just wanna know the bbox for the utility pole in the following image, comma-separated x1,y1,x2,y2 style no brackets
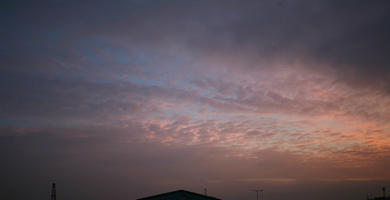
383,187,386,199
51,182,56,200
253,189,263,200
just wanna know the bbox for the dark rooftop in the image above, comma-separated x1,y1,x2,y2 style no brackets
137,190,221,200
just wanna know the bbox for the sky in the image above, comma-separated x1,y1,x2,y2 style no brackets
1,0,390,200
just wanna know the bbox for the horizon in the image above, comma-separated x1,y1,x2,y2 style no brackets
1,1,390,200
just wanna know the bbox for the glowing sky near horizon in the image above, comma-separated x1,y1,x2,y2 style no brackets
1,1,390,200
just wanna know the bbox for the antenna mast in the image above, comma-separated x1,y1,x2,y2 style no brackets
51,182,56,200
253,189,263,200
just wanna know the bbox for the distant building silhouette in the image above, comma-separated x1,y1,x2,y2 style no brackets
368,197,390,200
367,187,390,200
137,190,221,200
51,183,56,200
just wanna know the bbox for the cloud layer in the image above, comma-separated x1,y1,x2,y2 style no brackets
1,1,390,200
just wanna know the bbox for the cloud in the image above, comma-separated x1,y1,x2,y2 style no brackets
1,126,389,200
2,1,390,199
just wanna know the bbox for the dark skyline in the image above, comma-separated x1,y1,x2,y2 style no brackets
1,1,390,200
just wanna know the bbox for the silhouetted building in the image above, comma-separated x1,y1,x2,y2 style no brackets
137,190,221,200
367,187,390,200
369,198,390,200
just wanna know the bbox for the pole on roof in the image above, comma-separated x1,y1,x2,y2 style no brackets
204,188,207,196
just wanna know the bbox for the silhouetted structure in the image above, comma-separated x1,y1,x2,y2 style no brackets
51,183,56,200
368,197,390,200
367,187,390,200
253,189,263,200
137,190,221,200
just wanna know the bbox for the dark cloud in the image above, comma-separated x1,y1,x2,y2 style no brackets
3,0,390,89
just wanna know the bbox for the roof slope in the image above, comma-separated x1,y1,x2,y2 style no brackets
137,190,221,200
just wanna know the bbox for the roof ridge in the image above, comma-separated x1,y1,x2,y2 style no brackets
136,189,221,200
